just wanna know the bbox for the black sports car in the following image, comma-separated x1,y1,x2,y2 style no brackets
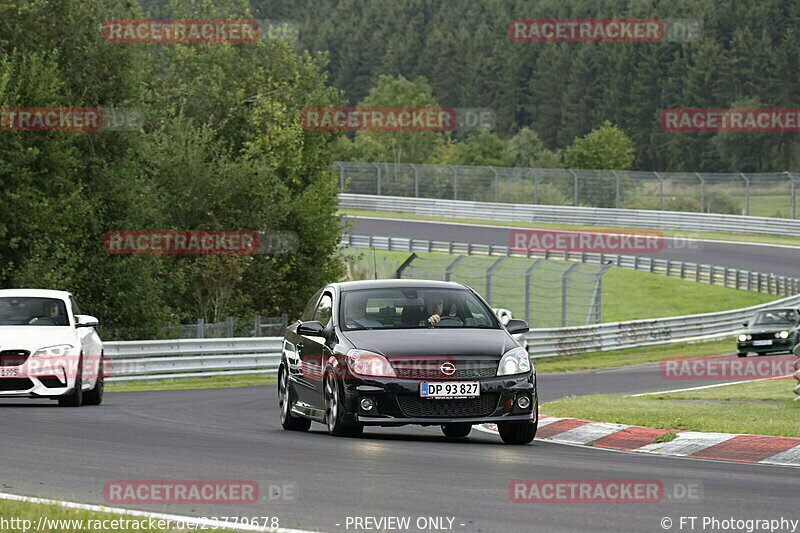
278,279,537,444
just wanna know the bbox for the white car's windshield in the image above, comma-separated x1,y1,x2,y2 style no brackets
340,288,499,330
0,297,69,326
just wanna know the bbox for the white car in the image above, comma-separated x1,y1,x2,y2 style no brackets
0,289,104,406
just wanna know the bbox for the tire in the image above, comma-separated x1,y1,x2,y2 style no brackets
83,373,103,406
737,352,747,357
498,420,537,444
58,356,83,407
441,423,472,439
278,367,311,431
324,372,363,438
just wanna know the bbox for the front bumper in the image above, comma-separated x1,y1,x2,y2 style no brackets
0,358,77,397
737,338,794,354
343,373,536,426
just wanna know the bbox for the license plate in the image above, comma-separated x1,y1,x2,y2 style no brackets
753,340,773,346
420,382,479,398
0,368,18,377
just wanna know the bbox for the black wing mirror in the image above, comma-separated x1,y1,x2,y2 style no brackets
506,319,529,334
298,320,326,337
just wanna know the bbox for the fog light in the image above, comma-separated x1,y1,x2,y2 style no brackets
516,395,531,409
360,397,375,411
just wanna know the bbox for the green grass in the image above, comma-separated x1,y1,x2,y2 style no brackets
106,373,276,392
340,208,800,248
0,499,225,532
534,339,734,373
654,376,795,402
543,389,800,437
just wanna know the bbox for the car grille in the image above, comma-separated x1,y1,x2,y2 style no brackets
750,332,779,341
38,376,65,388
0,378,33,391
392,359,497,380
397,393,499,418
0,350,30,367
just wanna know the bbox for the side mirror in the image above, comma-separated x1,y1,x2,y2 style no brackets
297,320,326,337
743,322,749,327
75,315,99,328
506,319,529,335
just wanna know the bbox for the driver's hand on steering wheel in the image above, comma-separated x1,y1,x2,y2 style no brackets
427,314,441,325
28,317,40,324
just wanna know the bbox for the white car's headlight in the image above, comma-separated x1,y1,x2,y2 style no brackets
498,347,531,376
33,345,74,358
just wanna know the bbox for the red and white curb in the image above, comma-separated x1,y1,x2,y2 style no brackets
479,417,800,467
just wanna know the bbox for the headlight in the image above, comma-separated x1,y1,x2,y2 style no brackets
346,349,397,377
498,347,531,376
33,344,74,358
737,334,748,342
777,331,790,339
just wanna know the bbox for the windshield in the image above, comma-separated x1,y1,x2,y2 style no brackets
750,310,798,326
340,288,499,331
0,297,70,326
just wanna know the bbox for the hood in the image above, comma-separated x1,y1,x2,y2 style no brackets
744,325,796,334
0,326,76,352
340,328,515,358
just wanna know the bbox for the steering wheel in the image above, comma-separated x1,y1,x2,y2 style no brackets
30,317,58,325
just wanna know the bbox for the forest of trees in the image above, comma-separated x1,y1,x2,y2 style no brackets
236,0,800,173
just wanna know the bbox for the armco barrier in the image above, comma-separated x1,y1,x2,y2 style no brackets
338,193,800,237
103,337,282,382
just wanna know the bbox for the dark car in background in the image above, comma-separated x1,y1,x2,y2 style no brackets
278,279,537,444
737,308,800,357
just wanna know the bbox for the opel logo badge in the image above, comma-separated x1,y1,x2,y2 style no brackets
440,362,456,376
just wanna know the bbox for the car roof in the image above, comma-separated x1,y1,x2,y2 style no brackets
0,289,72,300
333,279,468,292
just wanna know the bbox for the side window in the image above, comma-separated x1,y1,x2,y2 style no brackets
300,289,323,322
314,293,333,328
69,296,82,316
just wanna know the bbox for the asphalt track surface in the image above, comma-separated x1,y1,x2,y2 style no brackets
2,357,796,533
343,216,800,277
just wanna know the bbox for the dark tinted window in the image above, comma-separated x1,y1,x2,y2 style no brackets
300,288,324,322
314,293,333,327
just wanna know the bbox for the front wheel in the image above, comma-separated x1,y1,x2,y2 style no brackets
278,367,311,431
498,418,537,445
324,372,363,438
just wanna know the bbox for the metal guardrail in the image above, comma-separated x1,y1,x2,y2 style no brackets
523,293,800,359
103,337,282,382
340,234,800,295
338,193,800,237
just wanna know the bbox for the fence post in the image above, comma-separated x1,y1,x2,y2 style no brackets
611,170,620,208
695,172,705,212
449,165,458,200
569,169,579,206
373,162,382,196
525,258,545,325
561,262,580,327
444,255,464,282
531,168,539,204
491,166,499,202
395,253,418,279
410,163,419,197
197,318,204,339
653,171,664,210
739,173,750,216
485,257,506,305
590,263,613,324
336,161,345,191
254,314,261,336
226,316,234,338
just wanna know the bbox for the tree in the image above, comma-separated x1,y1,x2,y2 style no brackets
564,121,635,170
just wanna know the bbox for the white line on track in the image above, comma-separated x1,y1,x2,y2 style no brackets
629,374,792,396
0,491,320,533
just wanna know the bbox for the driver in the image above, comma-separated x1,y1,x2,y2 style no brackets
29,301,61,325
424,294,445,325
344,293,382,328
